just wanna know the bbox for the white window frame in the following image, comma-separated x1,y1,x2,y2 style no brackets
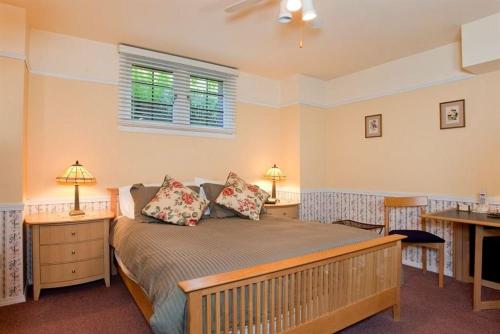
118,44,238,139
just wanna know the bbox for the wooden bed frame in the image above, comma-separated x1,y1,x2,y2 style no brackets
108,188,404,334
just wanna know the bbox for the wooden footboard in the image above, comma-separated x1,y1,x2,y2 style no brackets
179,235,404,334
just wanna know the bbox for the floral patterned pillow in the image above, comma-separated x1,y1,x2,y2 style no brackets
215,172,270,221
142,176,209,226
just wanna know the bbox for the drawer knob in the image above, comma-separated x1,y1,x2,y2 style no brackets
71,232,76,236
71,250,76,255
71,269,76,274
283,212,287,216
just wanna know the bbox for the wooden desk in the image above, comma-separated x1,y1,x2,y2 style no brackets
422,209,500,311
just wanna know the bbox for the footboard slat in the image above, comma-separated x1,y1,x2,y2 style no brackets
270,279,275,334
263,280,269,334
248,283,254,333
240,286,245,334
180,235,404,334
232,287,238,333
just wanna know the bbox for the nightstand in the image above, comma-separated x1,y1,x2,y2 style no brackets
264,202,299,219
24,210,114,301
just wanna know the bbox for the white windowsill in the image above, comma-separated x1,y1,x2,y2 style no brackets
118,125,235,139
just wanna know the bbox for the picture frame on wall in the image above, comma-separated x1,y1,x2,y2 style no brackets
365,114,382,138
440,99,465,129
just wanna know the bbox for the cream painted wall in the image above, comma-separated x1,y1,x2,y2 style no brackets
13,15,500,203
325,43,473,108
26,74,291,200
28,29,118,84
268,104,327,191
299,105,327,189
0,57,25,203
325,70,500,198
0,3,26,204
28,29,284,107
277,104,301,192
0,3,26,57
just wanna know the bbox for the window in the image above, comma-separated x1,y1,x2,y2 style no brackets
131,66,174,122
118,45,238,138
189,76,224,127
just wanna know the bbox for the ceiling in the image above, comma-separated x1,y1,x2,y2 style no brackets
4,0,500,80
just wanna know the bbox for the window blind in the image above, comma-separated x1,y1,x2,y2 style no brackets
118,45,238,137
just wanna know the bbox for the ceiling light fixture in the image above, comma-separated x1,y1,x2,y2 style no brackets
278,0,292,23
302,0,317,21
286,0,302,12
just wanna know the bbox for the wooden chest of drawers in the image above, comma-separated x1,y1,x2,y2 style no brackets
25,211,114,301
264,202,299,219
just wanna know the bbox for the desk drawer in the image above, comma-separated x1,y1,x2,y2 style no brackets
41,258,103,284
40,221,103,245
40,240,103,265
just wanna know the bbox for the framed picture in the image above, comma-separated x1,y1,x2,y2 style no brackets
440,99,465,129
365,114,382,138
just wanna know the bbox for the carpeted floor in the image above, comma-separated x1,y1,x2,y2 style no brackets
1,266,499,334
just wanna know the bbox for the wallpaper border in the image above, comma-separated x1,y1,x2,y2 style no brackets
297,189,500,278
0,206,25,306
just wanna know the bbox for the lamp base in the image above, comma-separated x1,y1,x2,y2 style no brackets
69,209,85,216
266,198,278,204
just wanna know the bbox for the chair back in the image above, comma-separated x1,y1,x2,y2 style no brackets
383,196,428,235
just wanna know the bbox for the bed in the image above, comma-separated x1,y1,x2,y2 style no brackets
108,188,404,334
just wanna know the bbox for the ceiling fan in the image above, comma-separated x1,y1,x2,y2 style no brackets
225,0,319,24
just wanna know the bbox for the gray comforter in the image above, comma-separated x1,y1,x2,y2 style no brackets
110,216,377,334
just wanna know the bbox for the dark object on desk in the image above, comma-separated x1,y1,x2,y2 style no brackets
333,219,384,234
487,212,500,219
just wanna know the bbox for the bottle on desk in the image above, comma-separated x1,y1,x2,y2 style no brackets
476,190,489,213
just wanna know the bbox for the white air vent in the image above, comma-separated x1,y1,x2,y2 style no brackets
462,12,500,74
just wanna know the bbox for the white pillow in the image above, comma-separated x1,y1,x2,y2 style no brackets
194,177,225,216
118,185,135,219
118,180,196,219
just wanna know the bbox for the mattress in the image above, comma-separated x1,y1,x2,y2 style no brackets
110,215,378,334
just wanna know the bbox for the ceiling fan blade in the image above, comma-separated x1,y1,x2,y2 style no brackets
224,0,264,13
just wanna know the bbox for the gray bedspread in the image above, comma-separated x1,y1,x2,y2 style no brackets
110,215,378,334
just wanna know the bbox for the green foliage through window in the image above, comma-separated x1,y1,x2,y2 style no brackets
189,76,224,127
131,65,174,122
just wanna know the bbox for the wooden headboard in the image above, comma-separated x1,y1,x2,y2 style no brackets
107,188,121,217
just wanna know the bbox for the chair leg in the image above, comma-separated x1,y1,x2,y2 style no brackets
392,301,401,321
438,243,445,288
421,247,427,273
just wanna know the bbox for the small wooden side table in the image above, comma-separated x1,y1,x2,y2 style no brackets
264,202,299,219
24,210,114,300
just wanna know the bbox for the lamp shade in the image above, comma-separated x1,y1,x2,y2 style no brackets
302,0,317,21
265,164,286,181
286,0,302,12
56,161,96,184
279,0,292,23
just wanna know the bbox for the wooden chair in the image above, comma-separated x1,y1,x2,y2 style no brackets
384,196,445,288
